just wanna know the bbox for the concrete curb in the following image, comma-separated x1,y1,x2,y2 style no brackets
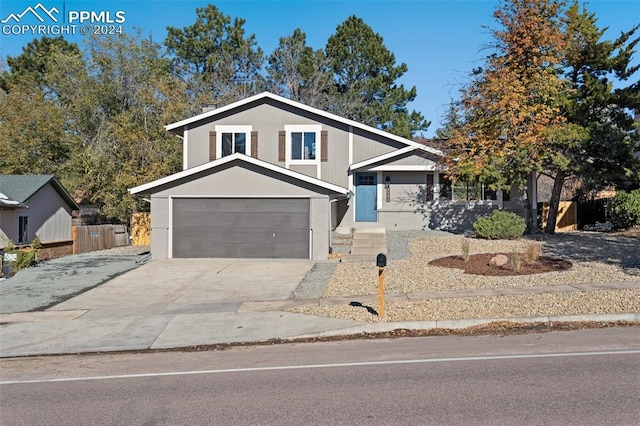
291,312,640,339
1,312,638,358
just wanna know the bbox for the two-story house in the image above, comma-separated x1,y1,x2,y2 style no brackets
130,92,532,260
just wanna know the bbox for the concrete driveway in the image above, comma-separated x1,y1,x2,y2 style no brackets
50,258,316,315
0,258,358,357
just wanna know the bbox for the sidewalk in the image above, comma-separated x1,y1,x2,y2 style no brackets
1,262,638,357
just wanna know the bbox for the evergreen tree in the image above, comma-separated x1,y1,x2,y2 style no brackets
266,29,333,108
165,4,264,109
0,37,81,180
325,15,429,137
0,36,81,92
435,100,463,140
544,2,640,233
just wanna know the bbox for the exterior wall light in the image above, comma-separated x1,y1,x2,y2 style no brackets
385,176,391,202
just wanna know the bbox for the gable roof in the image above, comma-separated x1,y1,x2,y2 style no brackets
129,153,350,196
0,175,79,210
165,91,443,156
349,146,442,171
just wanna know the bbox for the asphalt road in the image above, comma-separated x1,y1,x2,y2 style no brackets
2,327,639,425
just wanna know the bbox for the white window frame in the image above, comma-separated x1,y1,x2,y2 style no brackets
285,124,321,167
215,125,252,159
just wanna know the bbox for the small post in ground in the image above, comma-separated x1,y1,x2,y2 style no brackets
376,253,387,318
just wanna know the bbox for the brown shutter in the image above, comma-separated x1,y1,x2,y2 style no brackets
321,130,328,162
209,131,216,161
251,131,258,158
278,130,286,162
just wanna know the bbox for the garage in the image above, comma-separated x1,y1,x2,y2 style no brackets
172,198,310,258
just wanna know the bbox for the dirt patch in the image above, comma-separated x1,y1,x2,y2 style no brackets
429,253,572,276
614,226,640,239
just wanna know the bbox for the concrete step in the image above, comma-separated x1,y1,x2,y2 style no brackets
352,232,387,240
340,254,380,263
332,235,353,243
352,227,386,234
353,234,387,244
351,238,387,247
350,246,388,256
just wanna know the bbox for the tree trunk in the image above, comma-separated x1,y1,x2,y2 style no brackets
522,188,535,234
544,172,566,234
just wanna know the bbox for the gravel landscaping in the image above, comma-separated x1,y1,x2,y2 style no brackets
291,231,640,322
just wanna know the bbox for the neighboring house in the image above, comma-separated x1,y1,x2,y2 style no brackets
0,175,79,256
130,92,535,260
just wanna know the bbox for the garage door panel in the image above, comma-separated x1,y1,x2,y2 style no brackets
173,212,308,231
200,198,309,213
172,198,310,258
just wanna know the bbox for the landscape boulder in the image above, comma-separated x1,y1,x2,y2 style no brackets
489,254,509,267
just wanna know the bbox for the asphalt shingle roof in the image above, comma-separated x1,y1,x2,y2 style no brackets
0,175,79,209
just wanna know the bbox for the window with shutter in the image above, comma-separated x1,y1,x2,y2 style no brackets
284,124,322,164
214,125,252,159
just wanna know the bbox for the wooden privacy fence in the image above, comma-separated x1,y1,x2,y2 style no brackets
131,212,151,246
72,224,129,254
540,201,578,232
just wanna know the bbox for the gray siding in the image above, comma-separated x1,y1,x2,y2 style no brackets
152,163,336,198
180,98,412,189
352,128,407,163
151,228,169,260
310,197,330,257
0,184,73,244
382,171,429,211
147,163,333,260
383,152,437,168
29,184,74,242
0,210,14,245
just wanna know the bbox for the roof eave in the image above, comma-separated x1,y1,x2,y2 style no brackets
350,145,443,172
163,92,444,153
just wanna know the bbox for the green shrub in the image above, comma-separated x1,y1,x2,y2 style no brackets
473,210,526,240
15,249,38,269
2,236,41,270
610,189,640,229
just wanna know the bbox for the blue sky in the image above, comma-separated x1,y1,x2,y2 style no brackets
1,0,638,136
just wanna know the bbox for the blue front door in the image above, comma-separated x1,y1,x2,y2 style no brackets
355,173,377,221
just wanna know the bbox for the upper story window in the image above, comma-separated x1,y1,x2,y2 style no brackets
222,132,246,156
285,124,321,164
215,125,252,159
292,132,316,160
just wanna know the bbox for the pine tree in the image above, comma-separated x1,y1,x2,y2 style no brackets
265,29,333,108
544,2,640,233
165,4,264,109
325,15,429,137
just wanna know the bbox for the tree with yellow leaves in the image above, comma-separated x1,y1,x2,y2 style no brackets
445,0,570,232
